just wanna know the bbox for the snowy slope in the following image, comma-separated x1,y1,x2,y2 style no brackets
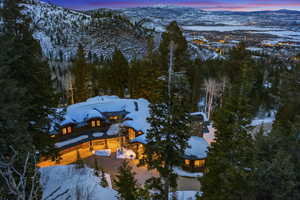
40,165,117,200
22,0,150,61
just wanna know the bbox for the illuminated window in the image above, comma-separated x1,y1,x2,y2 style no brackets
51,135,56,138
110,116,118,120
185,159,190,166
67,126,72,133
137,131,143,136
128,128,135,140
62,128,67,135
96,120,101,127
91,120,96,127
194,160,204,167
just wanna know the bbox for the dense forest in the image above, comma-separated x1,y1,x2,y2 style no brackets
0,0,299,200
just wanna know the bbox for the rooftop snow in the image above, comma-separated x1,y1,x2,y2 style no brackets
58,96,150,134
185,136,209,159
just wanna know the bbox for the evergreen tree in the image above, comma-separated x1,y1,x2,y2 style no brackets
72,43,92,103
0,0,59,198
253,125,300,200
129,59,164,103
200,52,256,200
140,97,192,200
109,48,129,97
251,63,300,200
159,21,189,72
114,161,139,200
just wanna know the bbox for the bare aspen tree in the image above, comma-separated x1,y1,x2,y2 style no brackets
0,148,41,200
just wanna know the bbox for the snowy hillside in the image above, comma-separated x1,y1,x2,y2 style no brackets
22,0,151,61
40,165,117,200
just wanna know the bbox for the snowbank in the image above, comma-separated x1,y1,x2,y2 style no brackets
170,191,202,200
40,165,117,200
251,117,275,126
173,167,203,178
116,148,136,159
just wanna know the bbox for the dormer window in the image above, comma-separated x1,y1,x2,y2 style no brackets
136,131,143,136
91,119,101,128
62,126,72,135
110,116,119,120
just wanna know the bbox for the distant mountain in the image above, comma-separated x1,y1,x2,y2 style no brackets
119,6,300,30
214,9,300,15
22,0,152,62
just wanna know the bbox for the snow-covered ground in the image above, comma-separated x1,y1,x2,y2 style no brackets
116,148,136,159
182,25,275,32
204,125,216,145
40,165,116,200
94,149,111,157
170,191,202,200
55,135,89,148
174,167,203,178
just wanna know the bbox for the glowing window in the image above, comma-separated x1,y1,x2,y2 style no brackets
194,160,204,167
96,120,101,127
137,131,143,136
185,160,190,166
91,120,96,127
110,116,118,120
128,128,135,140
67,126,72,133
62,128,67,135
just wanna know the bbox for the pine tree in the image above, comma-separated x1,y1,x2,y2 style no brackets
200,52,256,200
114,161,139,200
128,59,164,103
0,0,59,198
1,0,59,156
72,43,92,103
253,125,300,200
140,97,192,200
251,63,300,200
109,48,129,97
159,21,189,72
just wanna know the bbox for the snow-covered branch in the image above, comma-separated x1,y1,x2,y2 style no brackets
0,148,41,200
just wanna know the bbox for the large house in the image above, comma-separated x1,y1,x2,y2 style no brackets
45,96,209,172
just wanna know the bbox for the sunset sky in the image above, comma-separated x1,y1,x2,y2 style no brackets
44,0,300,11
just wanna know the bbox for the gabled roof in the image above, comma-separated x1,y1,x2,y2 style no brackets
55,96,151,133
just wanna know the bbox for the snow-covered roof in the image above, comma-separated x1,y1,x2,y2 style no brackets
57,96,151,133
190,112,208,122
184,136,209,159
131,134,147,144
61,115,76,126
132,135,209,159
85,109,104,120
